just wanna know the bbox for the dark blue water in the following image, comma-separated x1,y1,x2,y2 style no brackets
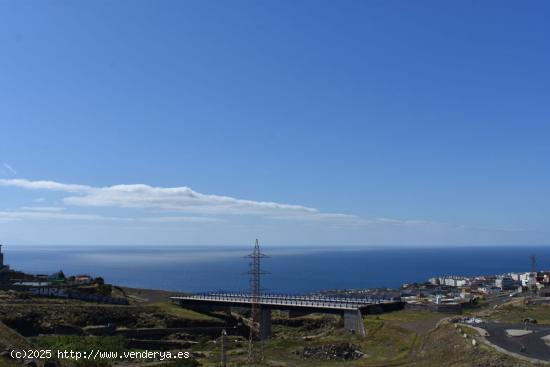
4,246,550,293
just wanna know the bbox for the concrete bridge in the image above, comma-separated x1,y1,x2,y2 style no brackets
171,293,404,338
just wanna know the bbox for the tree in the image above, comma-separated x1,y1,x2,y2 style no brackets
94,277,105,286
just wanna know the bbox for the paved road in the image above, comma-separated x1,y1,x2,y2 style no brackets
485,294,517,308
481,321,550,361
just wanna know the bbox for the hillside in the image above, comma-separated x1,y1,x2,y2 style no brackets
0,290,542,367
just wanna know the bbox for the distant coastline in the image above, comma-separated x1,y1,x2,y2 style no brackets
4,245,549,294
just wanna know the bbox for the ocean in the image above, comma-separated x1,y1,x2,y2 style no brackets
4,245,549,294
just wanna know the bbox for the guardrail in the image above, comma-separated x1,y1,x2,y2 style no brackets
211,292,394,303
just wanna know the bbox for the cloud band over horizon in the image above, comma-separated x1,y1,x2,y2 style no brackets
0,178,543,247
0,178,347,218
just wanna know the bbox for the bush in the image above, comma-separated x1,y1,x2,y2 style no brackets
94,277,105,286
96,284,112,296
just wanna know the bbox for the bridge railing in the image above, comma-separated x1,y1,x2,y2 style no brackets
210,291,389,304
173,291,397,310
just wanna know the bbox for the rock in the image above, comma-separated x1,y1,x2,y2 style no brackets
23,359,37,367
0,350,18,361
0,350,12,359
301,343,364,361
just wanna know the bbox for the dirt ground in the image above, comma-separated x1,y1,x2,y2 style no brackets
400,315,447,335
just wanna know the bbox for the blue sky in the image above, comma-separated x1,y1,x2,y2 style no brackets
0,1,549,246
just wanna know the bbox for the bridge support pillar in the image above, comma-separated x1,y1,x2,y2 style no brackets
343,310,366,337
224,306,232,317
260,308,272,340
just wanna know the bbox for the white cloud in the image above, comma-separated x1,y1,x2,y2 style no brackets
0,210,221,224
0,178,440,228
0,179,89,193
0,178,534,247
140,216,224,223
0,178,335,218
63,184,320,215
2,163,17,176
0,210,126,222
272,212,359,222
19,206,66,212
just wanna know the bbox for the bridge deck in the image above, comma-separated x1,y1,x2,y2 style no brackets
171,293,397,311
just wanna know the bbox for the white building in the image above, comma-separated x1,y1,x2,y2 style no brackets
437,276,470,287
518,273,534,287
0,245,9,272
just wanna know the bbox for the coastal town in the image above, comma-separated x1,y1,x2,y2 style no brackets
319,258,550,314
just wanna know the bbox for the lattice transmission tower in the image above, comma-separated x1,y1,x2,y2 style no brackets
220,329,227,367
245,239,268,364
529,255,538,293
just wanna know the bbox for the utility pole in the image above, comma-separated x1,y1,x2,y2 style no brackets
245,239,268,364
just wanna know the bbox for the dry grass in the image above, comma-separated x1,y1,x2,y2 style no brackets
488,301,550,324
194,310,538,367
0,321,30,349
150,301,223,322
